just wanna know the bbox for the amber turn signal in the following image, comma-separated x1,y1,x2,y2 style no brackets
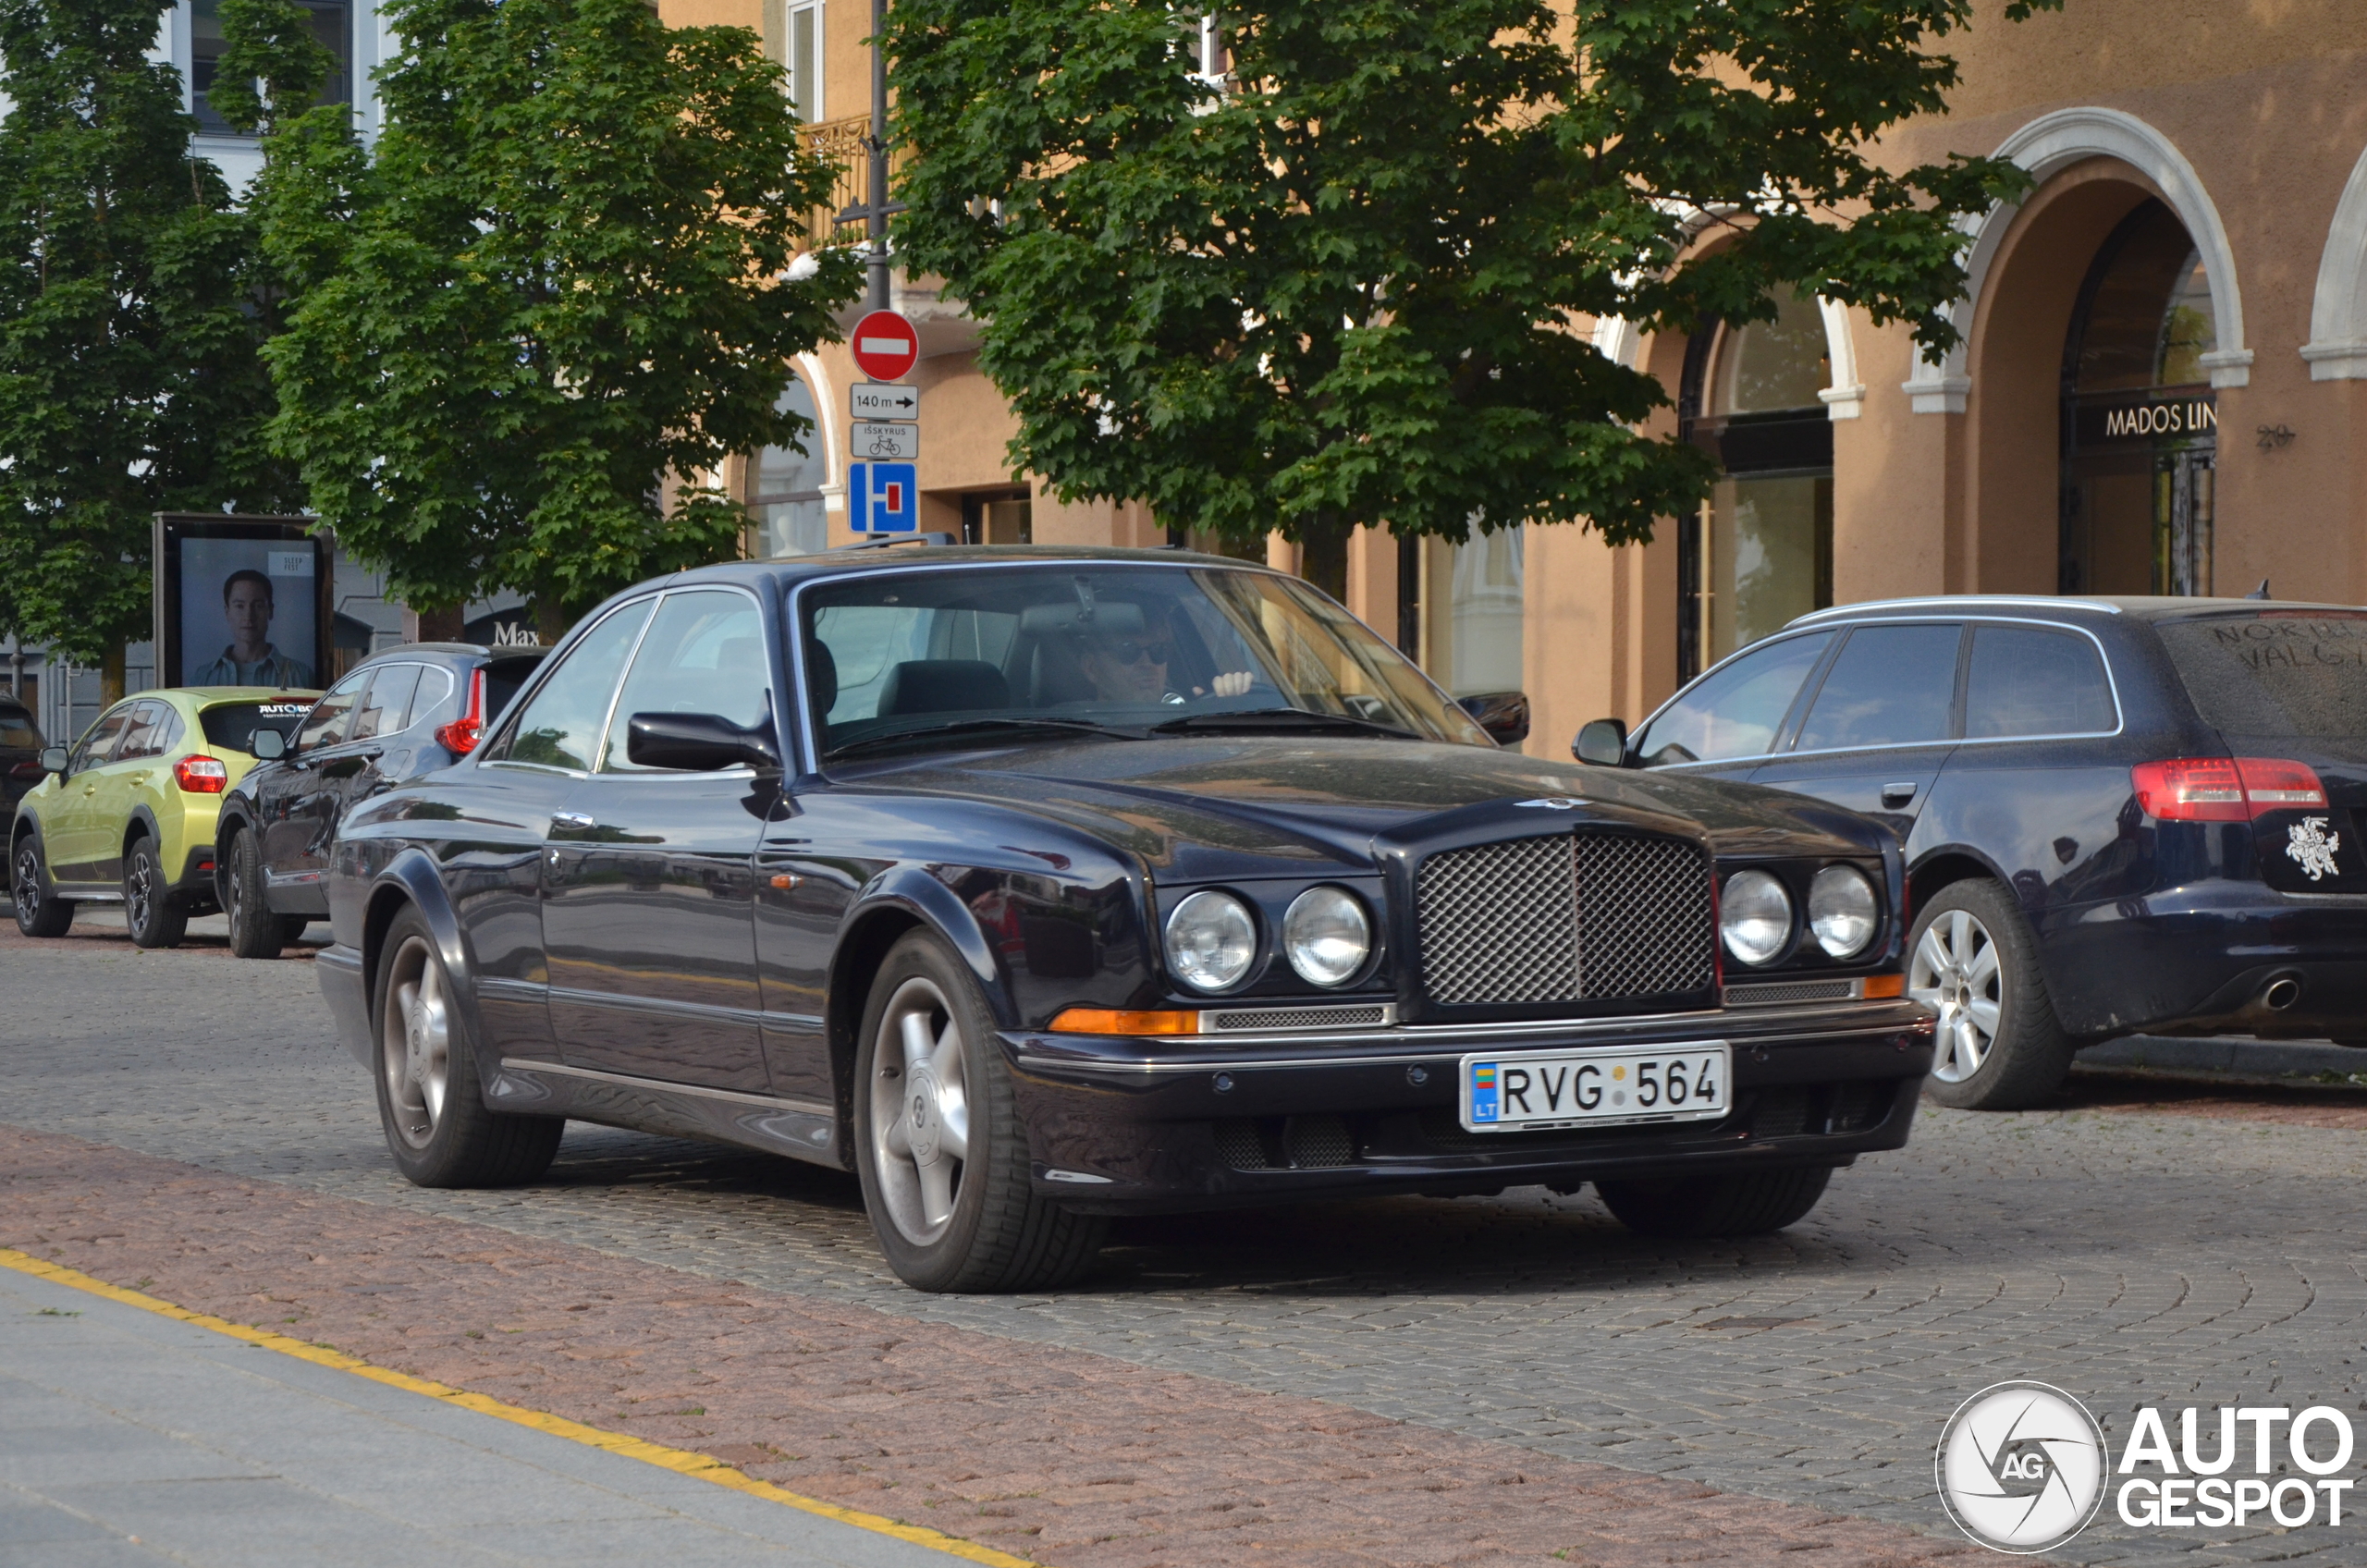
1048,1008,1203,1035
1862,973,1905,998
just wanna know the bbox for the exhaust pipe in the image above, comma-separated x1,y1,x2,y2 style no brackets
2261,975,2302,1011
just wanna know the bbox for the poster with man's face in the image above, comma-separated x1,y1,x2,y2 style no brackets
178,537,321,690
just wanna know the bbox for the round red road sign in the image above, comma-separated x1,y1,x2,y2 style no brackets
850,310,919,382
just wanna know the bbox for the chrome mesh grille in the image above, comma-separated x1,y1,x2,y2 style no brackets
1415,834,1577,1004
1203,1004,1390,1033
1416,832,1712,1007
1725,977,1856,1007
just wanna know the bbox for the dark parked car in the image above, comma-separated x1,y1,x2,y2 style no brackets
215,643,548,959
318,545,1932,1292
1,695,42,811
1576,594,2367,1110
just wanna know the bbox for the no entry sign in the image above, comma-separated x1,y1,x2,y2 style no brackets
850,311,919,382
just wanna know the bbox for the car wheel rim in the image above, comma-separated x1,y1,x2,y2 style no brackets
126,851,152,932
868,976,972,1247
1909,908,2002,1084
12,844,38,915
226,853,244,936
381,935,451,1149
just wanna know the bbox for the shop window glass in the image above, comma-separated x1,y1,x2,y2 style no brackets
1415,530,1524,701
1678,287,1834,680
2060,200,2217,597
753,377,829,557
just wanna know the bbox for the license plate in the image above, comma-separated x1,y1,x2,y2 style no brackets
1459,1044,1732,1133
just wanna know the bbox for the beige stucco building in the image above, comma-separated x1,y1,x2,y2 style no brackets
660,0,2367,762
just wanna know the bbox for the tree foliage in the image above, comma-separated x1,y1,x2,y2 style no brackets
239,0,864,624
0,0,295,667
888,0,2062,557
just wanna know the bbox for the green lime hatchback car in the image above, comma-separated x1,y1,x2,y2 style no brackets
10,687,317,947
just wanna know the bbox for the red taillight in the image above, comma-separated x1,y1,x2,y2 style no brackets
2131,757,2327,822
435,668,486,755
174,754,229,793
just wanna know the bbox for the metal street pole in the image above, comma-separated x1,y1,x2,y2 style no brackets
866,0,889,311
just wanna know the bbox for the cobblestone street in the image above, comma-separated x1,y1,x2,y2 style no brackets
6,920,2366,1565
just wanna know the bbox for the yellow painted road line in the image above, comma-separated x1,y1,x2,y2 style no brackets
0,1246,1041,1568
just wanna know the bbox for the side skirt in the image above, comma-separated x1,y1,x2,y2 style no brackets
489,1059,846,1171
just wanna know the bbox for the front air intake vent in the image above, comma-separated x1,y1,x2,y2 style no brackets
1415,832,1713,1008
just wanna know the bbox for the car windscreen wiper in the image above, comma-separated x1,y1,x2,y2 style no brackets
1149,707,1419,741
826,717,1147,759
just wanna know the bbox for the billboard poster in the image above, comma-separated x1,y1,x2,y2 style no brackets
153,516,334,692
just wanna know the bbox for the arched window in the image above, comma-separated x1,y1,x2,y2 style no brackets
1677,287,1834,680
751,377,828,557
2060,199,2218,595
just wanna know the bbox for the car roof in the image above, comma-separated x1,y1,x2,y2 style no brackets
660,541,1278,591
160,686,325,704
356,642,551,665
1786,594,2367,630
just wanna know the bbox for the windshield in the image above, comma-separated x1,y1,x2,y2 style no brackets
802,564,1487,757
201,699,315,753
2155,612,2367,740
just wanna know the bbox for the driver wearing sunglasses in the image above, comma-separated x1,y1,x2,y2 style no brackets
1076,615,1253,705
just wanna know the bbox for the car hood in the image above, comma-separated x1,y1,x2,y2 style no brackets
842,737,1884,880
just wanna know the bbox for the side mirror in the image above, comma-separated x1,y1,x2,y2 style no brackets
1573,717,1628,766
625,712,781,773
39,745,67,777
251,728,287,760
1456,691,1530,748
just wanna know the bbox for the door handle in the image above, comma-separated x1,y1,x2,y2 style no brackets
551,811,595,829
1880,782,1919,808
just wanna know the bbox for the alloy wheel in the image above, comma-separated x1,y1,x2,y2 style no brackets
12,842,39,913
380,935,452,1149
225,852,246,937
1910,908,2002,1084
867,975,973,1245
125,847,154,934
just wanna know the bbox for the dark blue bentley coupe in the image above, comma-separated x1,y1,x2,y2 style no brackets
318,544,1932,1292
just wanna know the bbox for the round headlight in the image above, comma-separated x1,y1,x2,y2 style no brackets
1809,864,1880,959
1282,886,1371,987
1720,869,1793,966
1164,890,1257,992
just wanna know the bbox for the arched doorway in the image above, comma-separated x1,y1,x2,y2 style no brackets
750,377,829,557
2059,199,2219,594
1676,286,1834,680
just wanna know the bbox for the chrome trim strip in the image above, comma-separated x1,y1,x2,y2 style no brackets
1014,1021,1918,1077
1790,595,2122,622
1025,998,1923,1052
498,1057,833,1118
543,983,821,1033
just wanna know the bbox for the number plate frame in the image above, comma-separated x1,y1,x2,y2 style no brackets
1458,1043,1732,1133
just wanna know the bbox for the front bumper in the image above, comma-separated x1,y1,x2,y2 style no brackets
1004,998,1934,1212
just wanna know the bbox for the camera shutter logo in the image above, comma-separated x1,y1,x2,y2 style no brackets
1936,1381,2109,1553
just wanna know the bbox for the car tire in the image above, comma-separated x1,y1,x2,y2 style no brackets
223,828,285,960
373,905,563,1187
124,834,188,949
10,833,73,937
1908,879,2074,1110
852,929,1108,1292
1596,1166,1834,1238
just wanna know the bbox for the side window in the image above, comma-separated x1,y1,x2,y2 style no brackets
1963,625,2117,739
298,668,372,751
1635,631,1833,766
69,706,137,773
1794,623,1964,753
810,604,929,723
116,701,181,762
599,591,771,772
351,665,423,741
409,667,457,729
489,601,655,771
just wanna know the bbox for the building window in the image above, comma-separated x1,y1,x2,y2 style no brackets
751,377,828,557
767,0,823,121
2059,199,2217,596
190,0,351,137
1677,286,1834,681
1407,530,1524,702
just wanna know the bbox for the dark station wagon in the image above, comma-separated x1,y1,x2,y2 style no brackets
1576,594,2367,1109
318,545,1934,1292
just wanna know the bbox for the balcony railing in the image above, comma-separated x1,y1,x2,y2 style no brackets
796,113,913,250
